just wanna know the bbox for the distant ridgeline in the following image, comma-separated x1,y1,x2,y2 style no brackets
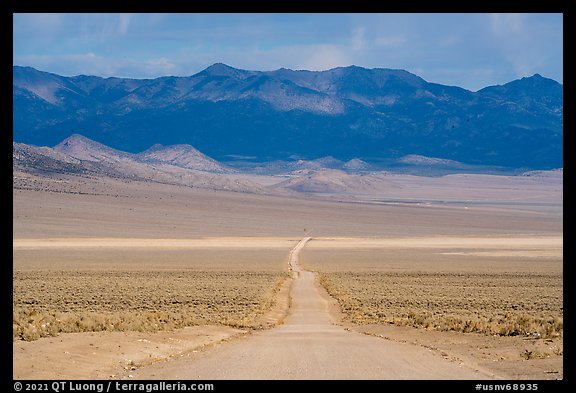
13,64,563,169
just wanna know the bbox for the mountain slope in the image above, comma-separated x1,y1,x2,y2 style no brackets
13,142,86,174
54,134,135,163
17,136,265,193
13,65,563,169
137,144,234,173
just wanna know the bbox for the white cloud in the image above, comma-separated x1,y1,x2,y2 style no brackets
117,13,133,35
15,53,135,77
143,57,177,74
232,44,352,72
489,13,525,35
13,13,65,41
487,13,552,79
350,27,366,51
296,45,352,71
374,35,406,48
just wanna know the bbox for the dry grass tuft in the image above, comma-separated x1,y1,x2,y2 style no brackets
521,350,549,360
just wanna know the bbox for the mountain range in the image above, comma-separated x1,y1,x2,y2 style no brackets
13,64,563,169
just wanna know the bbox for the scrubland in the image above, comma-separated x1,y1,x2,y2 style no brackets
13,241,293,341
302,237,563,338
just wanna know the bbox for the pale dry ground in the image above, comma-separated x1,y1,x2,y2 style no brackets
13,326,246,380
13,174,562,380
301,237,563,379
132,238,491,380
13,237,294,252
301,236,563,253
13,239,296,378
13,174,562,239
275,170,562,215
360,173,562,208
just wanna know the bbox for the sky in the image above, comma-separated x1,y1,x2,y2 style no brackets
13,13,563,91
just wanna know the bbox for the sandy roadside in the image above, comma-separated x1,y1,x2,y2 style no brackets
13,326,246,380
12,237,297,250
306,236,563,249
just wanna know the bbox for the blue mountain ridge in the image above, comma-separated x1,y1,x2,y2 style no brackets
13,64,563,169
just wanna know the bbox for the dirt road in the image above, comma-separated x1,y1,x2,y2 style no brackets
130,237,496,380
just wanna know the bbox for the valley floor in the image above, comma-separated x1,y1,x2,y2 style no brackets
12,173,563,380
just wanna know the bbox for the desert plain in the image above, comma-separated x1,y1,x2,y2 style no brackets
13,170,563,379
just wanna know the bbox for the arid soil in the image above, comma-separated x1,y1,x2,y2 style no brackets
13,173,562,379
301,237,563,380
13,173,562,239
129,239,492,380
13,326,246,380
